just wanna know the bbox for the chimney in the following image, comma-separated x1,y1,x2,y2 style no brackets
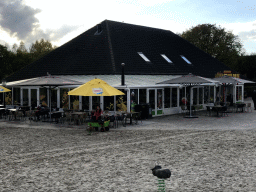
121,63,125,86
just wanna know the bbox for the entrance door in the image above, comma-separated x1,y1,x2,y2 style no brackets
149,88,164,116
157,89,163,115
31,89,38,109
149,89,155,115
22,89,29,106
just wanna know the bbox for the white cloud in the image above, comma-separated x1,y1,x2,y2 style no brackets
135,0,174,6
1,0,255,55
221,20,256,35
0,28,19,47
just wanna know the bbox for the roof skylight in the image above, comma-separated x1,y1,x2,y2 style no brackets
161,54,173,63
138,52,150,62
181,55,192,64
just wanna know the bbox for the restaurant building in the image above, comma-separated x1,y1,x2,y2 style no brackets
4,20,235,116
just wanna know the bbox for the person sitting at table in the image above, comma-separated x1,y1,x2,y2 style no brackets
35,104,43,121
92,105,104,124
92,106,104,126
35,104,49,121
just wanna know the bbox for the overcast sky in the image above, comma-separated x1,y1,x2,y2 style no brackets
0,0,255,54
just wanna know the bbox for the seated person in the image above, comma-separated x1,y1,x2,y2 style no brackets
35,104,43,120
35,104,49,120
92,106,103,124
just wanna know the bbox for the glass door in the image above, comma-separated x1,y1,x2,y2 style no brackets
149,89,155,115
149,88,164,116
23,89,29,106
157,89,163,115
31,89,38,110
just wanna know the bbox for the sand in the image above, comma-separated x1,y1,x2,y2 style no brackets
1,121,256,191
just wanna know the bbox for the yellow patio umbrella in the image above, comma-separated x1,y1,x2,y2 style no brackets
68,78,125,96
0,86,11,92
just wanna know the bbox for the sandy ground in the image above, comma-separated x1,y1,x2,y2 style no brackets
1,104,256,191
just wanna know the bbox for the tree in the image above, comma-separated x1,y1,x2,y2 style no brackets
0,39,57,80
12,42,31,73
29,38,57,61
235,55,256,80
17,41,28,53
0,44,15,80
12,43,18,54
180,24,243,69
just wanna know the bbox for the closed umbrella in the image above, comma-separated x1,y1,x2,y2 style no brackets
68,78,125,96
158,73,220,118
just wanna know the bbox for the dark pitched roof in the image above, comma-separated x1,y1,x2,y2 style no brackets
7,20,234,82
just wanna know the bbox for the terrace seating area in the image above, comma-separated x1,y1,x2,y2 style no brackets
179,99,253,118
0,105,143,133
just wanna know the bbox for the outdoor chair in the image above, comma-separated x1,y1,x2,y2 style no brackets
206,106,212,116
245,103,252,112
73,114,82,125
181,105,188,114
63,112,72,124
81,112,88,124
109,115,117,128
0,110,7,119
26,110,37,122
8,110,15,121
133,111,142,125
234,103,246,113
116,113,126,127
219,106,228,117
226,104,235,113
16,111,25,121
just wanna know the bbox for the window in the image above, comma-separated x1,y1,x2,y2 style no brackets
161,54,173,63
181,55,192,64
138,52,150,62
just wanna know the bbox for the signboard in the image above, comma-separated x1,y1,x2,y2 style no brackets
215,71,240,78
92,88,103,95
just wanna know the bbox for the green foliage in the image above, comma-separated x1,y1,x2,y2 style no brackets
0,39,57,80
29,38,56,61
0,44,15,80
180,24,243,70
235,55,256,80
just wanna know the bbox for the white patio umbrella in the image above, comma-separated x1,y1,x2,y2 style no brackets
13,73,83,121
158,73,220,118
213,75,255,103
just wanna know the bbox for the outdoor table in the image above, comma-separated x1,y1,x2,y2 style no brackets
19,106,31,111
71,112,87,125
212,106,224,117
206,106,213,116
123,112,140,126
8,108,26,116
8,108,17,112
7,109,17,120
49,111,63,123
0,108,6,118
235,103,246,112
71,112,87,115
16,107,28,116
